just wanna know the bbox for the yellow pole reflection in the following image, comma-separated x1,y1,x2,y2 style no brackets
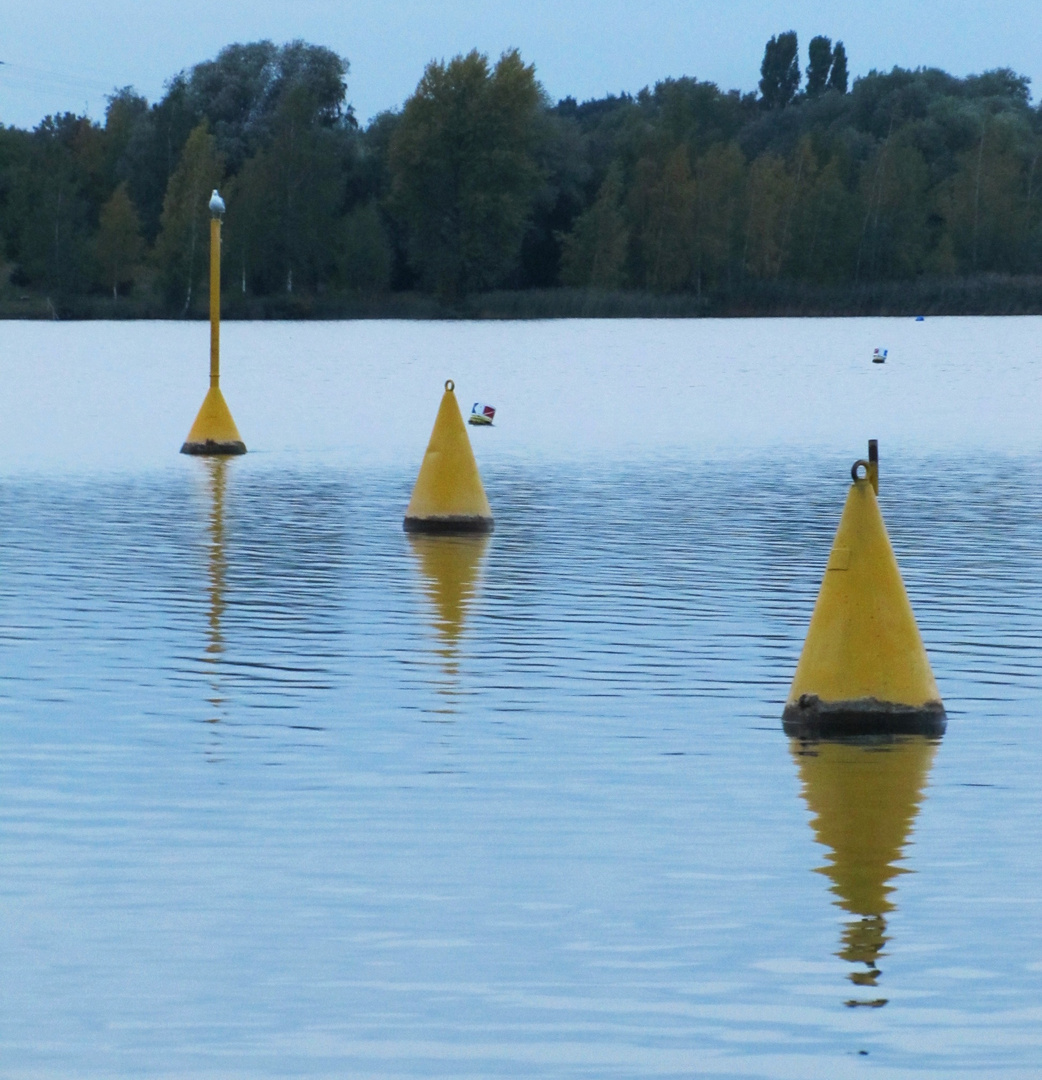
407,534,489,696
203,457,228,722
790,735,938,1007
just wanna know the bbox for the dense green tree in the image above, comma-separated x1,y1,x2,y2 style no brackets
941,116,1034,272
760,32,800,110
780,138,858,281
153,122,224,310
630,148,696,291
389,49,546,297
98,41,352,248
103,89,149,190
6,114,103,296
106,82,200,245
95,182,143,296
806,37,833,97
856,135,932,279
828,43,849,94
174,40,352,172
744,153,791,277
559,163,628,288
517,109,589,287
337,201,393,291
554,92,641,196
6,38,1042,309
642,78,751,155
691,142,746,290
224,84,348,295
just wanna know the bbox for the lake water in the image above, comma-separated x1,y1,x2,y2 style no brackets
1,317,1041,1078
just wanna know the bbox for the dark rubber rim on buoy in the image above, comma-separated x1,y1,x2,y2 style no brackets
181,440,247,456
403,515,494,534
782,695,947,739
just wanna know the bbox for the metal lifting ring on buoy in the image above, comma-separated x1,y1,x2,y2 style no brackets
851,459,871,482
445,379,455,392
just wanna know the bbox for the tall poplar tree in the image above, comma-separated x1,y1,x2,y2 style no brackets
806,37,833,97
759,32,801,109
827,43,849,93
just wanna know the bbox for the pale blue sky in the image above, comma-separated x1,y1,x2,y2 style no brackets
3,0,1040,129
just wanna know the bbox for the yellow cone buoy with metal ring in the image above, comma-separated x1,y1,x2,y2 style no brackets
404,380,493,533
181,190,246,456
783,440,945,738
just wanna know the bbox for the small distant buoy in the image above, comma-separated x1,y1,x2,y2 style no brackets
915,315,925,322
469,403,495,426
872,348,887,364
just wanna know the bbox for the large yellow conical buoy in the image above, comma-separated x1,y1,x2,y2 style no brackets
791,735,938,1007
783,441,944,738
404,380,493,533
181,191,246,456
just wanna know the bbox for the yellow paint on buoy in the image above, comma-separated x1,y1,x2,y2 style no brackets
791,735,937,1006
404,380,493,533
181,193,246,456
783,441,944,737
183,384,244,454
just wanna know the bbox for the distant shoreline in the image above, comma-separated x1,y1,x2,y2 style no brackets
4,276,1042,321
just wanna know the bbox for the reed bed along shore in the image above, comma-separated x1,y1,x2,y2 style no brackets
3,275,1042,321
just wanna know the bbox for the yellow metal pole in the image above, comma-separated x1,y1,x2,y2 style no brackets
210,216,220,388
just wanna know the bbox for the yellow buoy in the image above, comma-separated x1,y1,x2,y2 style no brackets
783,441,944,738
404,380,493,533
791,735,938,1007
181,191,246,456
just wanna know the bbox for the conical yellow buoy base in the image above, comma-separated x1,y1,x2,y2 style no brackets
404,380,493,533
783,471,944,738
181,386,246,456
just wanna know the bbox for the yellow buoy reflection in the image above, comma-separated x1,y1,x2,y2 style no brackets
408,533,489,688
203,457,228,721
790,735,938,1007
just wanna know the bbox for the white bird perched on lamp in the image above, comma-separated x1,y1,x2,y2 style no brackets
209,189,225,216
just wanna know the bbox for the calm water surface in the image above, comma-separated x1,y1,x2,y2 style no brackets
1,318,1041,1077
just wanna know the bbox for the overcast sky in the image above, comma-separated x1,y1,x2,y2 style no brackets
3,0,1041,130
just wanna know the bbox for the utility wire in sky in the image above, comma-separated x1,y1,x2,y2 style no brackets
0,59,120,123
0,59,116,96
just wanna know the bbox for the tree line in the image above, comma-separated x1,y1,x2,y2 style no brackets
2,34,1041,315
